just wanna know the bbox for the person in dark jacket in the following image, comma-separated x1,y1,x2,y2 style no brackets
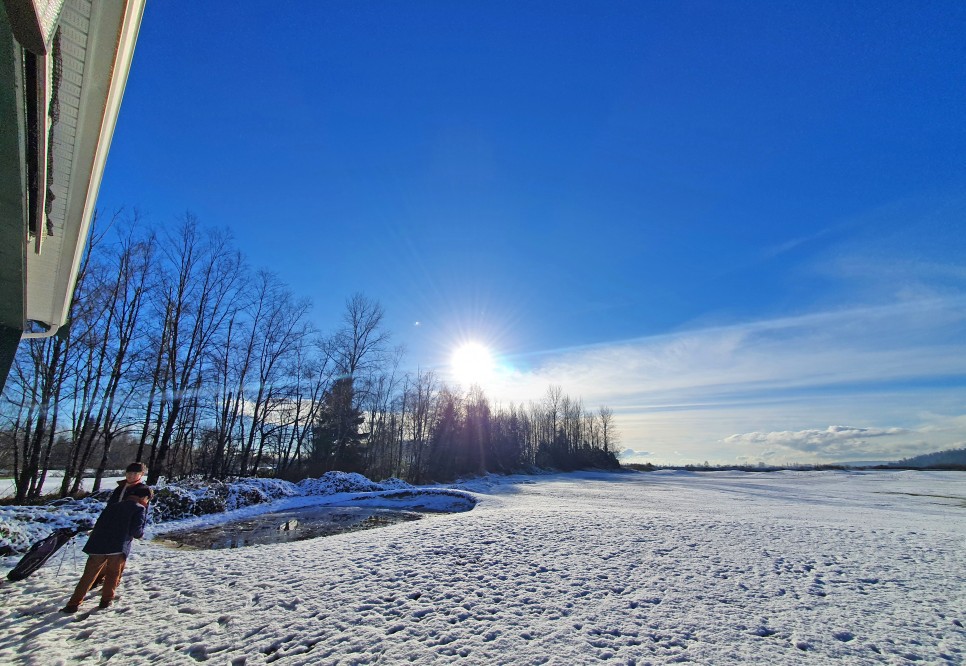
88,461,151,591
61,485,152,612
107,461,150,505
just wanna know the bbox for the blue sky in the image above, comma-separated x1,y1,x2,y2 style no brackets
97,1,966,464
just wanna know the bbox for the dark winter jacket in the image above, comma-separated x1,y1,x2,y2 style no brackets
83,499,147,557
108,480,150,505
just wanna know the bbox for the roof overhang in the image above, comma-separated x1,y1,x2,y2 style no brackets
0,0,145,339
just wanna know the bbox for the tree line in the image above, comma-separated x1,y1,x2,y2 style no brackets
0,212,620,502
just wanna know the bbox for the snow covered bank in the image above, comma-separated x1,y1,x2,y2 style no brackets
0,470,963,664
0,472,475,558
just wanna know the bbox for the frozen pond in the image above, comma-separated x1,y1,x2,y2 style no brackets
155,505,427,550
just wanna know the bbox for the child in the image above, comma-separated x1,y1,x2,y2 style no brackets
86,461,150,591
61,485,152,612
108,461,150,504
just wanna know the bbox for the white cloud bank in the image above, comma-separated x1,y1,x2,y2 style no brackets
724,425,910,460
490,297,966,464
618,448,652,460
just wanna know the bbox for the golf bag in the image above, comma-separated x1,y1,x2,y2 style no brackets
6,527,82,582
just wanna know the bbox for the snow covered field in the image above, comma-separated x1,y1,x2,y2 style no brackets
0,474,124,499
1,470,964,665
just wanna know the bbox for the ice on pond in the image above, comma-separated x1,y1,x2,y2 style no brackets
155,505,426,550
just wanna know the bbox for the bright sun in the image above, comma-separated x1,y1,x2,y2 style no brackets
450,342,496,387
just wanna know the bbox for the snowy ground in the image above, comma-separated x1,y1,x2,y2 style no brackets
1,469,964,665
0,474,125,499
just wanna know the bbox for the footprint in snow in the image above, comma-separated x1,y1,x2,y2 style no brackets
187,643,209,661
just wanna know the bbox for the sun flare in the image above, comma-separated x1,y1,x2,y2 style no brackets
450,342,496,387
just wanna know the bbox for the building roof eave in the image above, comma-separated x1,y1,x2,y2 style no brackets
21,0,146,336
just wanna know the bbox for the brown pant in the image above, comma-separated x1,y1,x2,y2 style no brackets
67,554,126,607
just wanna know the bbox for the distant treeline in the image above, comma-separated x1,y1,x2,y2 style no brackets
0,212,619,502
893,447,966,469
625,448,966,473
624,463,858,473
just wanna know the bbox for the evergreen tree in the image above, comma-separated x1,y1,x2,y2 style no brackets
311,377,366,473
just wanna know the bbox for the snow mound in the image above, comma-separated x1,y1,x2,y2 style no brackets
0,497,101,555
378,477,415,490
222,478,301,510
297,471,384,495
150,478,301,523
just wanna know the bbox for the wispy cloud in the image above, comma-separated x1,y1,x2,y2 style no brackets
492,296,966,463
499,296,966,405
803,192,966,303
763,227,836,259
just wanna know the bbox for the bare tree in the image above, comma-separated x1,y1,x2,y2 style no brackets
207,311,248,478
310,294,390,475
147,217,245,485
89,222,155,491
238,271,312,476
598,406,618,454
275,338,331,475
330,293,390,380
360,346,404,478
544,385,563,447
12,336,65,499
404,369,438,482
